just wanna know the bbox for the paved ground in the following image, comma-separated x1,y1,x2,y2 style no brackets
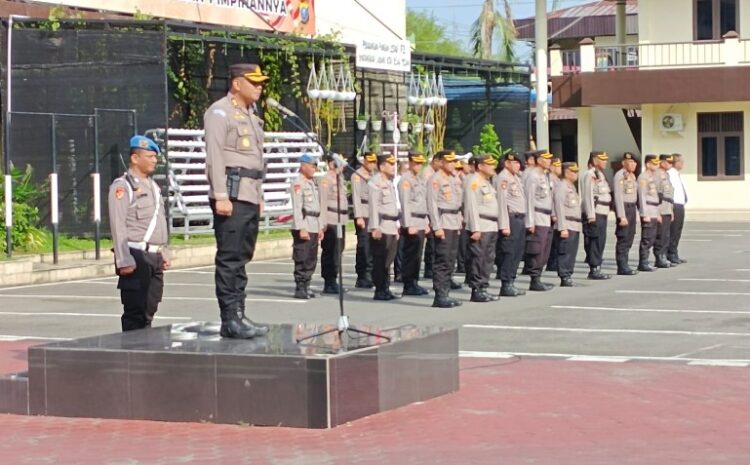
0,218,749,464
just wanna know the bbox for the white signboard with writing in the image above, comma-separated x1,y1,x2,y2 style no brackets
356,39,411,73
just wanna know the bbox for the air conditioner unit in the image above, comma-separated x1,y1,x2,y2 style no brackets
660,113,684,132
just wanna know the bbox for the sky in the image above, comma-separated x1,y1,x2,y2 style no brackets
405,0,595,61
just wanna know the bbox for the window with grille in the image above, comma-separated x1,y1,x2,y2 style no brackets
697,112,744,180
695,0,738,41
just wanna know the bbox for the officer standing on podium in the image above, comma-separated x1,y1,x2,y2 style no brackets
204,63,270,339
109,135,171,332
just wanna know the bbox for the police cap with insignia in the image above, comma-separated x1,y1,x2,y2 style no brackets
473,153,498,166
552,157,562,167
129,135,160,154
562,162,579,173
377,153,397,165
363,151,378,163
229,63,269,83
534,149,554,160
590,150,609,161
645,154,660,165
503,151,519,162
408,151,427,163
435,150,457,161
659,154,674,163
622,152,638,162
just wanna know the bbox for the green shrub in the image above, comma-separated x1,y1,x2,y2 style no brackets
0,164,48,253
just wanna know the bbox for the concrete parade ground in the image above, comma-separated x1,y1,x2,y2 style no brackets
0,217,749,464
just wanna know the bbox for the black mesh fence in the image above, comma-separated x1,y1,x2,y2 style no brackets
3,20,167,237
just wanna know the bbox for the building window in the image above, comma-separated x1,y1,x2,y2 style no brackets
698,112,744,180
695,0,738,41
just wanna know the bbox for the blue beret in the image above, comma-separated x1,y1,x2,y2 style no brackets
130,135,161,154
299,153,316,165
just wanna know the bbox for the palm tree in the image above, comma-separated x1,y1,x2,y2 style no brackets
470,0,518,62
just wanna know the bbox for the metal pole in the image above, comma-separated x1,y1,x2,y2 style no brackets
93,111,100,259
615,0,627,65
51,115,59,265
4,16,14,257
535,0,549,150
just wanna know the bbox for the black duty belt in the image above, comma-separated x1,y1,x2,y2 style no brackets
479,214,498,222
662,198,674,204
646,201,659,206
226,167,263,180
360,199,369,204
411,213,428,219
596,201,611,207
510,212,526,218
624,202,637,207
380,214,399,221
327,207,348,214
565,216,582,223
439,208,461,215
302,209,320,218
534,207,552,215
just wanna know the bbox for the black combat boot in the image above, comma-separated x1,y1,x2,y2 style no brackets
470,288,493,303
294,281,309,299
373,288,390,300
450,279,463,290
432,289,458,308
305,281,316,298
220,308,258,339
587,266,611,280
500,281,520,297
322,280,339,294
482,286,499,301
655,255,671,268
529,276,553,291
237,300,269,336
403,281,429,296
560,276,575,287
638,261,656,272
510,280,526,296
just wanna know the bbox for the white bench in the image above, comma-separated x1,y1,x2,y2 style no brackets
146,128,324,238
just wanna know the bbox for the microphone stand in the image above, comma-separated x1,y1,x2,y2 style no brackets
273,109,390,349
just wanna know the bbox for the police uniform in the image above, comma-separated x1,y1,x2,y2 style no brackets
352,152,377,288
318,159,349,294
455,161,469,276
463,155,500,303
108,136,169,332
421,162,437,279
654,154,675,268
204,63,269,338
494,153,527,297
580,151,612,280
369,154,400,300
613,152,639,275
554,163,583,287
427,151,464,308
546,158,562,273
399,152,430,296
291,154,324,299
524,150,555,291
638,155,661,271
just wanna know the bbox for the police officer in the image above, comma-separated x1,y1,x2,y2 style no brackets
524,150,555,291
580,151,612,280
398,152,430,296
613,152,639,275
654,154,675,268
546,157,563,272
318,154,349,294
291,154,324,299
352,151,378,288
638,155,662,272
463,154,500,303
554,162,583,287
421,155,441,279
495,152,527,297
204,63,269,339
369,154,400,300
109,135,170,332
454,159,469,277
427,150,464,308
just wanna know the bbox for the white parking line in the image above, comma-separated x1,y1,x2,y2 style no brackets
0,294,306,304
680,239,712,242
679,278,750,283
463,324,750,337
0,335,71,341
0,277,115,292
682,233,742,237
459,350,750,366
617,290,750,296
0,311,191,320
550,305,750,315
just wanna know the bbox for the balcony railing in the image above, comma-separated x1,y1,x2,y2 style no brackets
552,34,747,75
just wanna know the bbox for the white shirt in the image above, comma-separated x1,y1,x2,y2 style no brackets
668,168,687,205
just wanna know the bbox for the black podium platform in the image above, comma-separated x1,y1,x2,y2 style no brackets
9,323,458,428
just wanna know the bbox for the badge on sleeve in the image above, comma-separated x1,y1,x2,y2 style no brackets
115,186,126,199
293,184,301,193
501,181,508,190
470,181,479,191
402,181,410,190
432,180,439,190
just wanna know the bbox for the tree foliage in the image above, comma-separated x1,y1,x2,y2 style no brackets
406,9,467,57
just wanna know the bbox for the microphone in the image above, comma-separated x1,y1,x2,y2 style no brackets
265,97,297,118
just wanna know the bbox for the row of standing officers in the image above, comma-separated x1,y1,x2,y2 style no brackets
288,148,688,308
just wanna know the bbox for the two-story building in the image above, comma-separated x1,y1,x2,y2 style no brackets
552,0,748,210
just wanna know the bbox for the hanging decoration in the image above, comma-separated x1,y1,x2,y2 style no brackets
405,70,448,154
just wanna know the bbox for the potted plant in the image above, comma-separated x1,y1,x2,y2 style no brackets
404,113,419,132
384,111,397,131
356,113,369,131
370,116,383,131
